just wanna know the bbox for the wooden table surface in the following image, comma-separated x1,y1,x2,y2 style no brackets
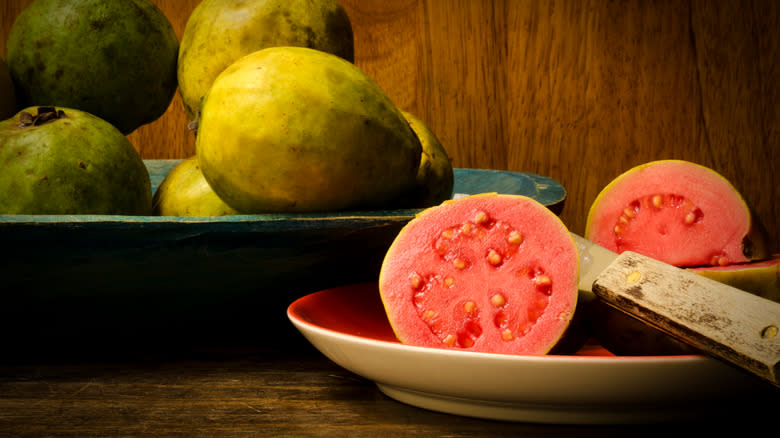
1,313,776,438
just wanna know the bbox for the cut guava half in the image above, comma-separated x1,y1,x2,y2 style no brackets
378,193,579,355
585,160,770,267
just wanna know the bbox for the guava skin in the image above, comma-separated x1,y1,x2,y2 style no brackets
5,0,179,135
178,0,354,120
0,57,16,120
0,107,152,215
196,47,422,214
401,110,454,207
152,156,240,217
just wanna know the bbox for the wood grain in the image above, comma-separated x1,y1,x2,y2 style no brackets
1,0,777,252
0,341,777,435
1,345,555,437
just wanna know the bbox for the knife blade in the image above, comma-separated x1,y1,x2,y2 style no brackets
571,233,780,387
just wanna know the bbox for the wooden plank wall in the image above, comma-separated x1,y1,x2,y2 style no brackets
2,0,778,253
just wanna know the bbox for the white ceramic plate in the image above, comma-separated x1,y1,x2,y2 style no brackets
287,282,773,424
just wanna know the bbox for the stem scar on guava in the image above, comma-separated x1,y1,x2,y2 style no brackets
18,106,66,128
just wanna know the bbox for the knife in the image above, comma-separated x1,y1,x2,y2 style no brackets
572,233,780,387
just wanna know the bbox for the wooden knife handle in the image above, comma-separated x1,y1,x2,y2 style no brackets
592,251,780,387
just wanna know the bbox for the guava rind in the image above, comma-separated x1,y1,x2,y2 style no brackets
378,193,579,355
5,0,178,134
152,156,240,217
689,256,779,302
178,0,354,120
0,107,152,215
0,57,15,120
585,160,770,267
401,110,454,208
196,47,422,213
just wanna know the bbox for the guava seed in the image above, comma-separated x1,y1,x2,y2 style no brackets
409,272,422,289
487,249,503,266
615,193,704,241
502,329,513,341
507,231,523,244
535,275,551,287
412,217,563,349
491,293,506,307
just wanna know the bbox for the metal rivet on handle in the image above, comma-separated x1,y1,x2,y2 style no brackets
626,271,642,284
761,325,778,339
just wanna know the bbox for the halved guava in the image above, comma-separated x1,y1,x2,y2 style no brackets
585,160,770,267
378,193,579,355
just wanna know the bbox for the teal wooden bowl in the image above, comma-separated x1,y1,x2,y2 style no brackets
0,160,564,352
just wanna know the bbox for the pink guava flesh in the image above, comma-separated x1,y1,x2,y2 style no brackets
586,160,756,267
378,194,579,355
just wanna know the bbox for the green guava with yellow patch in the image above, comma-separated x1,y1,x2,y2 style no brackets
401,110,454,207
178,0,354,121
153,156,240,217
196,47,422,214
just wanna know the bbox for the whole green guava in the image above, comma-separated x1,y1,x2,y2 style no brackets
401,111,454,207
0,106,152,215
152,156,239,217
196,47,421,213
178,0,354,120
5,0,179,134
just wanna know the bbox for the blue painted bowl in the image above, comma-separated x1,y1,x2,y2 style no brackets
0,160,564,352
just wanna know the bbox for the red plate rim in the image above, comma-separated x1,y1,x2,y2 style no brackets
288,282,704,360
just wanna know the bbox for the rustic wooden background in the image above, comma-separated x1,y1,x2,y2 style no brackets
2,0,778,253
